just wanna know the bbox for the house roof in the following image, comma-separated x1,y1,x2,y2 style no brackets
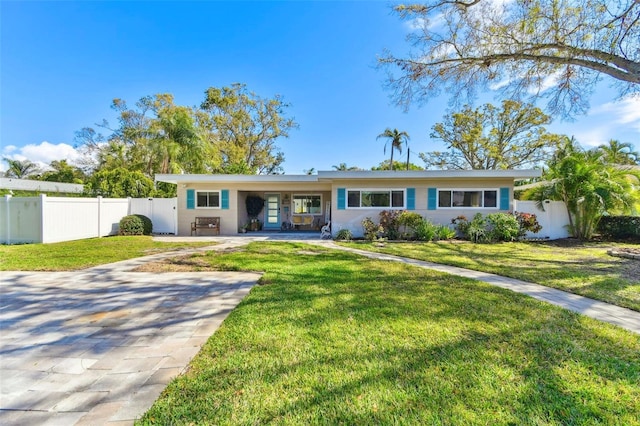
155,169,541,185
0,178,84,193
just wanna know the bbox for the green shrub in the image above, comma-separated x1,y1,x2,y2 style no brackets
453,213,490,243
597,216,640,240
334,229,353,241
362,217,382,241
135,214,153,235
515,212,543,237
435,225,456,240
379,210,403,240
415,220,437,241
119,215,144,236
486,213,520,242
398,211,424,238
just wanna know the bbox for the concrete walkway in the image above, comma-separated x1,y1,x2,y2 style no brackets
312,241,640,335
0,240,260,426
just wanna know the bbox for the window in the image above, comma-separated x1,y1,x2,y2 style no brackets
347,190,404,208
293,194,322,214
437,190,497,208
196,191,220,208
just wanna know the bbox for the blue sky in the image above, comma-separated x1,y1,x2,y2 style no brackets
1,1,639,174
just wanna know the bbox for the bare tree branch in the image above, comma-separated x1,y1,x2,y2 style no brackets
382,0,640,118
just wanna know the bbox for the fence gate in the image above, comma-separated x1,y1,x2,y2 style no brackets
130,198,177,234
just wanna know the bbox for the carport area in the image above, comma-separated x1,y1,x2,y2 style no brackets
0,250,261,425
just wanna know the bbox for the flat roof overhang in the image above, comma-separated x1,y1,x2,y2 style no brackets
155,169,542,185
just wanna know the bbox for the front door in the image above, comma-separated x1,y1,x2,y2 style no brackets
264,193,280,230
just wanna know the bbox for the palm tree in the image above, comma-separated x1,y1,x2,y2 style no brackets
331,163,360,171
376,128,410,171
598,139,639,165
2,158,40,179
529,139,640,239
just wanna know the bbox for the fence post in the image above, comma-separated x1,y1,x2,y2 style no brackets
4,194,11,245
39,193,46,243
97,196,103,237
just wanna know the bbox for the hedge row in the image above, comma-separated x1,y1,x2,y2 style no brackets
597,216,640,240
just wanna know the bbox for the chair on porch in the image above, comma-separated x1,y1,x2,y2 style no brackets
320,221,331,239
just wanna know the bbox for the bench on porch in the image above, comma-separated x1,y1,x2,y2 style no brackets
291,215,314,229
191,217,220,236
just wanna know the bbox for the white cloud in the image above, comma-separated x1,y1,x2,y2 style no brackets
592,96,640,130
1,141,81,172
552,95,640,148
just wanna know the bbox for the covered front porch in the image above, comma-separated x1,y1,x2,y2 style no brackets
238,190,331,233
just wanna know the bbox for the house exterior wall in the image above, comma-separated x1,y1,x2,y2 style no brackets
329,177,515,237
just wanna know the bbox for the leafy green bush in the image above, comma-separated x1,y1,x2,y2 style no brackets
334,229,353,241
597,216,640,240
435,225,456,240
415,220,437,241
453,213,490,243
379,210,403,240
486,213,520,242
398,211,424,238
119,215,150,236
362,217,382,241
135,214,153,235
515,212,542,237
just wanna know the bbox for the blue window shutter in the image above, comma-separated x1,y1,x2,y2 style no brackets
337,188,346,210
186,189,195,209
427,188,437,210
500,187,510,210
406,188,415,210
221,189,229,209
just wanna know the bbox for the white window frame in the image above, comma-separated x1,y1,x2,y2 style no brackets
195,190,221,209
346,188,405,209
436,188,499,209
292,194,323,215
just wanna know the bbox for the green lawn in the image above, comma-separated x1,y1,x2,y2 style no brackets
0,236,214,271
340,240,640,312
138,242,640,425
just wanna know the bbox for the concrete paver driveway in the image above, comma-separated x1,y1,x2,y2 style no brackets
1,257,260,425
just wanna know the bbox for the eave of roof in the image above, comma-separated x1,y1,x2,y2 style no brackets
155,169,542,185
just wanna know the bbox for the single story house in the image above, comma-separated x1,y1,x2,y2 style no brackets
155,169,541,237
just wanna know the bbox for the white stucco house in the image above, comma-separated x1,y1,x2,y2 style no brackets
155,169,541,237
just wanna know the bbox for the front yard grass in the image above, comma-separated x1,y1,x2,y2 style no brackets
341,240,640,312
138,242,640,425
0,236,214,271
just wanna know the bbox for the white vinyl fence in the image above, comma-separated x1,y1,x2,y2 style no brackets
0,195,177,244
514,200,570,240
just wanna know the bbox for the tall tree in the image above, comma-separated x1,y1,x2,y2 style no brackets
598,139,639,165
377,128,410,171
200,83,298,174
371,160,424,171
332,163,361,171
84,167,156,198
381,0,640,118
40,160,85,183
2,158,40,179
421,100,561,170
526,139,640,239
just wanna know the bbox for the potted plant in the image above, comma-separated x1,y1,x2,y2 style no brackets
245,195,265,231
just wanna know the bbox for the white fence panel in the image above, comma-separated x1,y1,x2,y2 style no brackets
514,200,570,240
1,196,42,244
42,196,100,243
99,198,130,236
129,198,177,234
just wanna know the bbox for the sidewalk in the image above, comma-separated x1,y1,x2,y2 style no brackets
0,240,260,426
312,241,640,335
